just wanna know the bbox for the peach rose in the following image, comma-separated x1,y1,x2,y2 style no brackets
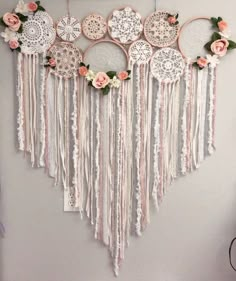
27,2,38,12
218,20,228,32
3,13,21,32
197,57,208,68
168,16,177,24
118,71,128,80
79,66,88,76
9,39,19,49
49,58,56,67
92,72,110,89
211,38,229,57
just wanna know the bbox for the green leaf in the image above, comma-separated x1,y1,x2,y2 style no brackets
218,17,223,22
87,64,90,70
228,40,236,50
46,56,51,60
37,6,46,11
211,17,218,28
127,70,131,75
197,56,200,59
16,47,21,52
35,1,41,5
211,32,221,42
16,13,28,22
79,62,86,67
125,77,131,80
18,24,23,33
106,71,116,79
175,21,179,25
88,81,93,87
204,42,212,52
102,86,110,95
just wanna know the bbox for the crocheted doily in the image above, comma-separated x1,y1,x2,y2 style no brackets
108,7,143,44
144,11,179,48
56,16,81,42
48,42,83,79
150,48,185,83
19,11,56,54
129,39,153,64
82,14,107,40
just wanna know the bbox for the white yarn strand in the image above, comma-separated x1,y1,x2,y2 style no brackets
16,52,25,151
208,66,216,155
134,65,142,237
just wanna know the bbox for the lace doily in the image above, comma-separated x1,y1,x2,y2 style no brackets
48,42,83,79
150,48,185,82
56,16,81,42
108,7,143,44
144,11,179,47
82,14,107,40
129,39,153,64
19,11,56,54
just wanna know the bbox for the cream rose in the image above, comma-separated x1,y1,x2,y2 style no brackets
3,13,21,32
92,72,110,89
211,38,229,57
9,39,19,49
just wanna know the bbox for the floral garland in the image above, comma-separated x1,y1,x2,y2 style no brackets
78,63,131,95
0,1,45,52
193,17,236,69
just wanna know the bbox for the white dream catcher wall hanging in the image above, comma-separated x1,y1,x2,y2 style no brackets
1,0,236,277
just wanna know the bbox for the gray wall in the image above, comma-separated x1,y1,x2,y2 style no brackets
1,0,236,280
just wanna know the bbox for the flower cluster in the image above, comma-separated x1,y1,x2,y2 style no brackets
194,17,236,70
0,1,45,52
44,56,56,68
78,63,131,95
167,13,179,25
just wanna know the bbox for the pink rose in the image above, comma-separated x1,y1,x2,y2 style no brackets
211,38,229,57
49,58,56,67
9,39,19,49
3,13,21,32
92,72,110,89
168,16,177,24
118,71,128,80
27,2,38,12
79,66,88,76
218,20,228,32
197,57,208,68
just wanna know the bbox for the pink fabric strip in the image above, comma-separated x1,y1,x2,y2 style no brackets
22,54,27,156
99,94,103,242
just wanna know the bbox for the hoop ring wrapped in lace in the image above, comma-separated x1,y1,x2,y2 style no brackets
56,15,81,42
48,41,83,79
107,6,143,45
82,13,107,41
150,47,185,83
19,11,56,54
144,10,180,48
129,39,153,65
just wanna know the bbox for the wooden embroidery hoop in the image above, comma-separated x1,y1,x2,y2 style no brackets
83,39,129,69
177,16,211,60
